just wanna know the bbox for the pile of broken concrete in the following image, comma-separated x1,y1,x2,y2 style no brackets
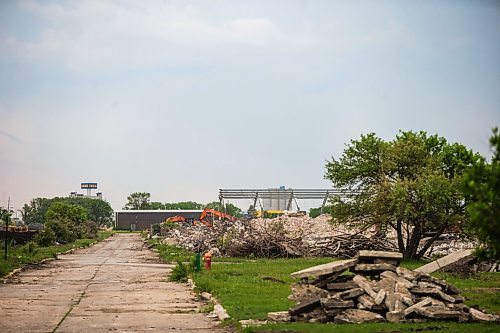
268,251,499,324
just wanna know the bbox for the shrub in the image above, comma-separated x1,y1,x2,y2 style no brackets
83,221,98,239
151,223,161,235
170,260,189,282
45,218,78,243
34,228,56,246
21,241,39,258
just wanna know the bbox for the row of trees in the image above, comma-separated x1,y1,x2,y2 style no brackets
324,129,499,260
123,192,242,217
21,197,113,226
17,197,114,246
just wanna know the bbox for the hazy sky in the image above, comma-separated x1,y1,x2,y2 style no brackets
1,0,499,212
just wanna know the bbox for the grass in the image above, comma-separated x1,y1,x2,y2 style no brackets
244,321,500,333
0,231,114,278
150,244,500,333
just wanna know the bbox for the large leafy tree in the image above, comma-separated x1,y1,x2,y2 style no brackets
463,128,500,260
45,202,88,225
325,131,481,259
124,192,151,210
65,197,113,226
21,198,52,225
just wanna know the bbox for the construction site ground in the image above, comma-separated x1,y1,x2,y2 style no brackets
0,233,228,333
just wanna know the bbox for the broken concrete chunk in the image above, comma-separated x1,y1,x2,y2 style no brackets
469,308,500,322
320,298,355,309
290,283,329,303
411,287,456,303
381,271,415,289
396,266,421,281
267,311,291,322
451,294,465,303
353,275,378,299
403,297,433,316
414,306,461,319
357,294,386,311
309,272,342,288
338,288,365,300
386,310,406,323
353,263,397,274
417,281,442,290
394,300,407,312
291,259,358,279
289,296,321,315
415,249,473,274
358,250,403,261
334,309,385,324
417,274,460,295
324,308,344,316
326,281,357,291
378,277,396,311
374,290,386,305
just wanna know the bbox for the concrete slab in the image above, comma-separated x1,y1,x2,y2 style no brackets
415,249,473,274
291,259,358,279
358,250,403,261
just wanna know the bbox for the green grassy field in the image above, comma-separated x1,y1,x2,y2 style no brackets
0,231,114,277
153,244,500,333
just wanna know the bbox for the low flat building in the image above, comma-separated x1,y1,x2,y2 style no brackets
114,210,203,231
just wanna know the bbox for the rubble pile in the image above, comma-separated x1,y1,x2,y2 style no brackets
268,251,499,324
160,215,398,258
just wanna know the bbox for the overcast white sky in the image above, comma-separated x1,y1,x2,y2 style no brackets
1,0,499,212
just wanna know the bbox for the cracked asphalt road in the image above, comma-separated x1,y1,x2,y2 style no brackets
0,233,228,333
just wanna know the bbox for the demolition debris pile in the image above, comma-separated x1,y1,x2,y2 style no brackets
266,251,499,324
160,215,399,258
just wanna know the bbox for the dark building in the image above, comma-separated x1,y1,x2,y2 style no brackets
114,210,203,230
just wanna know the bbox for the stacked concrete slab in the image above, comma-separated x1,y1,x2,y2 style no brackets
267,251,499,324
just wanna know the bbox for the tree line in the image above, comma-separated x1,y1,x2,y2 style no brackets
13,197,114,246
123,192,242,217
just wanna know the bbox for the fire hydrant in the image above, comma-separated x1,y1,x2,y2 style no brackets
203,251,212,270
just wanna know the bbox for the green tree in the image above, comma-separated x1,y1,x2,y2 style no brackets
45,202,88,225
1,207,12,225
149,202,165,210
205,201,242,217
309,206,332,218
325,131,481,259
21,198,52,225
463,128,500,260
164,201,204,210
124,192,151,210
65,197,113,226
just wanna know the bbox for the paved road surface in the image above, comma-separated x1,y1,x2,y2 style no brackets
0,234,228,333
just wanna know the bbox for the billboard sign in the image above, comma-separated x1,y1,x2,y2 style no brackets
81,182,98,189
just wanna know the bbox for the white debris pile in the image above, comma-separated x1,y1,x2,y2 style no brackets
160,215,397,258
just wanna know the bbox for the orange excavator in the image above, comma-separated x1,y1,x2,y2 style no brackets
198,208,236,227
165,215,186,223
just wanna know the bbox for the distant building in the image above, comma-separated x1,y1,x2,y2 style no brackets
114,210,204,231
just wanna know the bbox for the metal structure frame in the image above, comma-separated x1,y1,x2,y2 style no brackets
218,188,356,213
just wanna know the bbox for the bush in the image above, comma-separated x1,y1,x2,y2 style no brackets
45,218,78,243
151,223,161,235
170,260,189,282
34,228,56,246
83,220,98,239
21,241,39,258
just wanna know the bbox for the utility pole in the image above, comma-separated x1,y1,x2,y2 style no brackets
4,197,10,260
